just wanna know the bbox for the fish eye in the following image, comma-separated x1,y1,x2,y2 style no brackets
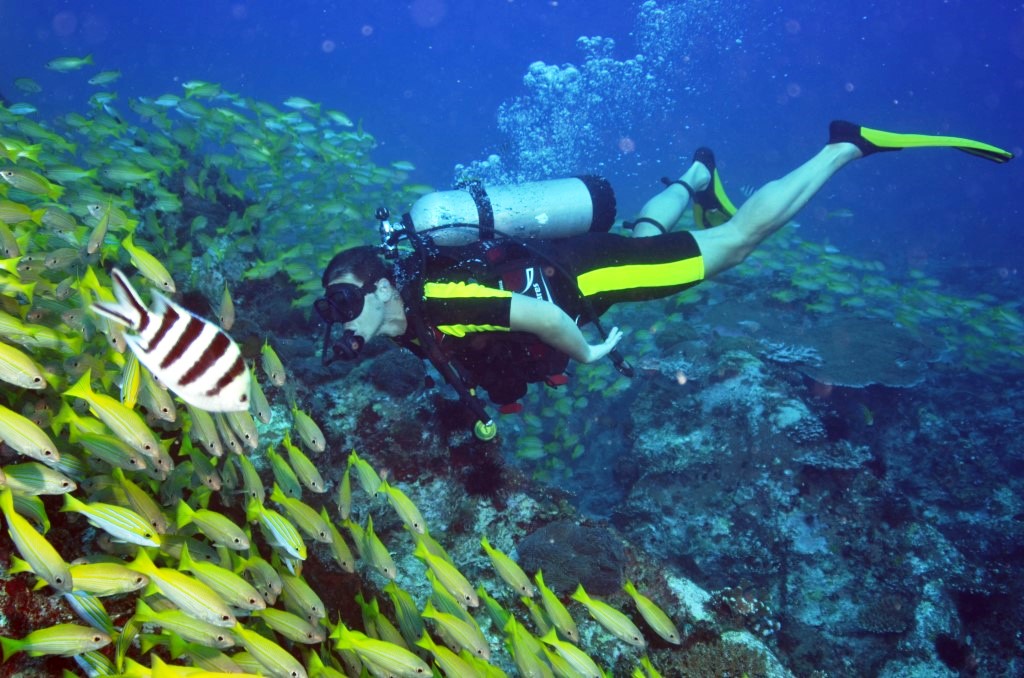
61,481,71,488
92,635,102,642
56,576,65,584
135,576,144,584
217,634,226,642
44,449,53,456
144,532,153,539
221,614,230,622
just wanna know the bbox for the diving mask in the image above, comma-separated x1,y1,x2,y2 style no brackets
316,281,375,365
314,281,377,324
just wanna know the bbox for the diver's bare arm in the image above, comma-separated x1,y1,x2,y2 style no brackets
509,294,623,364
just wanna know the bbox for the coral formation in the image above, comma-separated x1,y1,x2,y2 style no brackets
517,520,626,595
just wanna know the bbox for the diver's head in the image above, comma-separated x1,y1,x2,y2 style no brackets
316,246,405,364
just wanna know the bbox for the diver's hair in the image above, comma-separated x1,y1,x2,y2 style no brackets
321,246,391,288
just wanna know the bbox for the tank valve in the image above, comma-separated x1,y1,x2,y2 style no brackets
377,206,402,254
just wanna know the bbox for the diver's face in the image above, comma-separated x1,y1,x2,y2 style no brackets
327,274,410,343
326,274,385,341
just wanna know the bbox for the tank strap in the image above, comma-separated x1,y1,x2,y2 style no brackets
467,183,496,239
660,177,696,199
577,175,617,232
623,217,668,234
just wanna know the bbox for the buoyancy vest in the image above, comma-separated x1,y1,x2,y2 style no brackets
395,239,572,407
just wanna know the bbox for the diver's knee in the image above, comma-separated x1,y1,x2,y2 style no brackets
695,223,760,278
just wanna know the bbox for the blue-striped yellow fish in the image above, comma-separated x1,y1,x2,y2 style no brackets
0,623,110,660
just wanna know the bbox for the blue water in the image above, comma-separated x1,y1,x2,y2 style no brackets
4,0,1021,274
4,3,1024,674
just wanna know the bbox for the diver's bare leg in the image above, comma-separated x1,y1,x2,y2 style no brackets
631,162,711,237
693,142,862,278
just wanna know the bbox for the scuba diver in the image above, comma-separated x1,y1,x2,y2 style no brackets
316,120,1013,440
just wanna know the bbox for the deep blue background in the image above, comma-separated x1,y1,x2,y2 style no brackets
2,0,1021,278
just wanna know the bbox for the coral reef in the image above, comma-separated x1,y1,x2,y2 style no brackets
517,520,626,595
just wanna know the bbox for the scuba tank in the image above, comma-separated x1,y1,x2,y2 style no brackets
405,175,616,246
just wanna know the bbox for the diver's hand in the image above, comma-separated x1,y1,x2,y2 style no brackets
583,326,624,363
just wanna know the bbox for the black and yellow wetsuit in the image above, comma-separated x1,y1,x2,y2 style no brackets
395,231,705,405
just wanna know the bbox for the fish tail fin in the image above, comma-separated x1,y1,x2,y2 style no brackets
126,546,159,577
175,499,194,529
8,555,33,575
415,630,436,652
178,542,195,572
63,369,95,402
245,498,260,523
134,597,156,622
167,632,188,659
1,635,23,663
62,492,86,513
91,268,146,330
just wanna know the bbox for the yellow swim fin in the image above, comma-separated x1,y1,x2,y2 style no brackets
690,147,737,229
829,120,1014,163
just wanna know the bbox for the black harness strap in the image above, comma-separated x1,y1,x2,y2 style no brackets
661,177,696,199
467,182,496,240
400,235,494,429
623,217,668,235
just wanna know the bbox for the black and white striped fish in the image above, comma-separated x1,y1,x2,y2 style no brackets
91,268,250,412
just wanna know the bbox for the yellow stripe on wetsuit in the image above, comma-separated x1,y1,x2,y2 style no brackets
576,257,705,297
423,281,512,338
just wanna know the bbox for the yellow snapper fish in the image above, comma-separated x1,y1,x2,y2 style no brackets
45,54,94,72
88,70,122,86
0,623,110,661
90,268,250,412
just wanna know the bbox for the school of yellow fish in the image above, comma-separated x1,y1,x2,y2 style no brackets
1,58,690,676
